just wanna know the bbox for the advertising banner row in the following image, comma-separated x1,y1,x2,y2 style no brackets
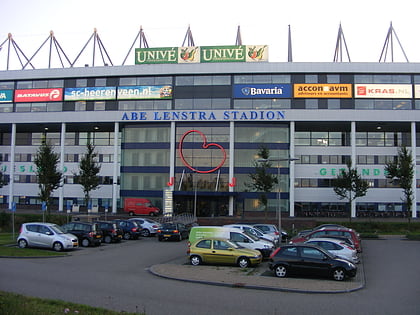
135,45,269,64
2,84,420,103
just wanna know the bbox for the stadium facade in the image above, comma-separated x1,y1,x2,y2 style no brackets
1,58,420,219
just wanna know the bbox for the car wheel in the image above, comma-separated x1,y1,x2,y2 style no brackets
150,212,156,217
18,239,28,249
123,232,131,240
238,257,250,268
141,229,150,237
129,212,134,216
274,265,288,278
53,242,64,252
81,238,90,247
104,235,112,244
333,268,346,281
190,255,202,266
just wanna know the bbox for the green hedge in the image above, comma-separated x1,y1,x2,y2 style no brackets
0,211,68,232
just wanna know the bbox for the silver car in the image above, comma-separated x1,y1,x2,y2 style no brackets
128,218,161,237
17,222,79,251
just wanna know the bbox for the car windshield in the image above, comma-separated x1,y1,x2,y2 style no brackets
50,225,66,234
244,231,259,241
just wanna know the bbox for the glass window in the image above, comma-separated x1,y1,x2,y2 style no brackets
193,76,212,85
0,81,14,89
33,81,48,88
327,99,340,109
0,104,13,113
175,76,194,86
327,75,340,83
355,99,374,110
94,101,105,111
305,99,318,109
154,76,172,85
174,99,193,109
75,101,86,111
119,77,137,85
31,103,47,112
252,75,271,83
47,102,63,112
235,125,289,143
212,76,231,85
272,75,291,83
15,103,31,112
137,77,155,85
48,80,64,88
76,79,88,87
16,81,33,89
305,75,318,83
95,78,107,86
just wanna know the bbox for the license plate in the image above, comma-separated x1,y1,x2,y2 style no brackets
96,235,101,238
164,234,171,237
118,235,122,238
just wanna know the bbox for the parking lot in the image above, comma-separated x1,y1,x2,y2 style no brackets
1,234,420,315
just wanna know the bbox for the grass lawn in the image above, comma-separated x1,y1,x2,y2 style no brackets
0,291,143,315
0,233,68,257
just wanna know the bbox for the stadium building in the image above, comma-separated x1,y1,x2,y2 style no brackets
0,28,419,219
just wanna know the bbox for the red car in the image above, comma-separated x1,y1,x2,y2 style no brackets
290,227,362,252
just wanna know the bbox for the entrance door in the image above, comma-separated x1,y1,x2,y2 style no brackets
173,195,229,217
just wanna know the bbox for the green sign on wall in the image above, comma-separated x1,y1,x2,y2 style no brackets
135,45,268,65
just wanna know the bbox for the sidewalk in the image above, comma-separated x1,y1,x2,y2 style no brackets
149,258,365,293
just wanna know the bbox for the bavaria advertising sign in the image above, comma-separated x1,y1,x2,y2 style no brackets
117,85,173,100
294,84,352,98
355,84,412,98
135,45,268,64
233,84,292,98
64,87,116,101
0,90,13,103
14,88,63,102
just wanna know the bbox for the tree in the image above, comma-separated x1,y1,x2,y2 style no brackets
246,146,278,215
332,160,369,219
384,146,414,220
0,160,9,188
34,139,63,213
74,141,101,207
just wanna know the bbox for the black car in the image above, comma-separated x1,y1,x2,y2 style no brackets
61,222,103,247
95,221,123,243
157,223,189,241
113,219,142,240
269,244,357,281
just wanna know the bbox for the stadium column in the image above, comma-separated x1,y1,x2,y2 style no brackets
351,121,356,218
289,121,295,217
8,123,16,210
411,122,417,218
58,123,66,212
228,121,234,216
112,122,119,213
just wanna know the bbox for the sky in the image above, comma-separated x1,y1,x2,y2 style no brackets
1,0,419,69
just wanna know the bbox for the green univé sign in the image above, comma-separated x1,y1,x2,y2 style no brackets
135,45,268,64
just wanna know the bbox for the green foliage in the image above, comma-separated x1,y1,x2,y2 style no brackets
0,291,142,315
246,146,278,212
74,141,101,206
34,140,63,211
332,160,369,203
385,146,414,214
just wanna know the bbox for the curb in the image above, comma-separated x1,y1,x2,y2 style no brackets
148,262,365,294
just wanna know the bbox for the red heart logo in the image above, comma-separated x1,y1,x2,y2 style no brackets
178,129,226,174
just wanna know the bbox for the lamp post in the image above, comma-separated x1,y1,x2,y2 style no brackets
257,157,298,241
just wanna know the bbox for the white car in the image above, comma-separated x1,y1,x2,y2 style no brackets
223,224,276,245
17,222,79,251
252,223,288,244
128,218,161,237
304,238,359,264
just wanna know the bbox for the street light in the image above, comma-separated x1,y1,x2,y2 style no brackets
257,156,298,241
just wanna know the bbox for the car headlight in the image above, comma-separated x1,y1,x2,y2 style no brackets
347,262,355,268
